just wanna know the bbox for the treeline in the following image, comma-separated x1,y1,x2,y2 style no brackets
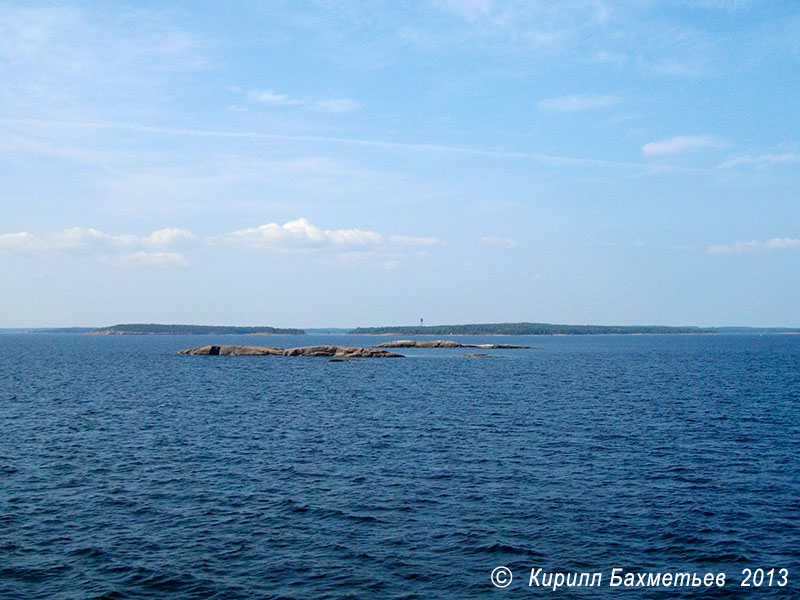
351,322,716,335
91,324,306,335
715,327,800,334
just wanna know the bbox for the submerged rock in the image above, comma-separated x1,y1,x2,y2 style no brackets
179,345,403,358
471,343,531,349
374,339,530,349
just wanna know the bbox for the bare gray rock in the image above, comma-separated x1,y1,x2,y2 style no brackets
283,345,402,357
179,345,403,358
178,345,283,356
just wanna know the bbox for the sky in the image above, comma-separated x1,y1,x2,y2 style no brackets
1,0,799,328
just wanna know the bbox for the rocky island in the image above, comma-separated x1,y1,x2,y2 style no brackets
179,345,403,358
373,340,531,349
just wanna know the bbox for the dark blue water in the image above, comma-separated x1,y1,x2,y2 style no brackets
1,333,798,598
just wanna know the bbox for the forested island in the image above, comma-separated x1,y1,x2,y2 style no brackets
351,322,717,335
89,324,306,335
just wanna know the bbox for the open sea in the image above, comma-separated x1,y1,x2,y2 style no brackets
1,333,798,599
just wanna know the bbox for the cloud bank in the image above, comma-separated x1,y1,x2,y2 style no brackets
0,219,440,266
218,218,440,253
0,227,192,253
708,237,800,254
0,227,194,266
538,94,619,112
642,135,725,156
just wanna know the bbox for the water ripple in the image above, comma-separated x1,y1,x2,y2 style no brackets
1,333,798,598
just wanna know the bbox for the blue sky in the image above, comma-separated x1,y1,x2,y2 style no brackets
1,1,798,327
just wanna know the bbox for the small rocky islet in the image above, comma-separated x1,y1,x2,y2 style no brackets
178,340,531,358
178,345,403,358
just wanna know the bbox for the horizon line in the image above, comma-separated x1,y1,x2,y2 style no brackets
2,322,800,331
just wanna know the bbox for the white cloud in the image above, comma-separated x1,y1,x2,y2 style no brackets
642,135,725,156
113,251,189,267
219,218,442,255
52,227,135,250
538,94,619,112
707,241,760,254
480,236,518,247
0,232,44,254
388,235,441,246
216,218,446,270
718,153,800,169
0,227,193,259
247,89,299,106
708,237,800,254
601,240,648,248
246,89,361,113
219,218,382,252
766,237,800,249
143,228,195,248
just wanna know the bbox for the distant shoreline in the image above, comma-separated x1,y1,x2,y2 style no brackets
351,323,718,336
3,324,306,336
1,323,799,336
